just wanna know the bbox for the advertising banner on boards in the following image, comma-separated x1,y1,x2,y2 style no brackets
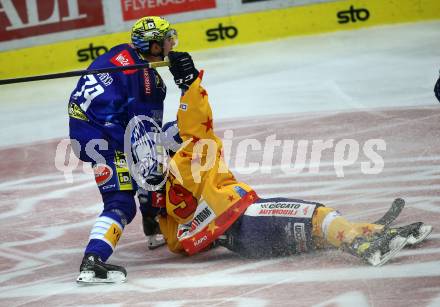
120,0,217,21
0,0,104,42
242,0,271,3
1,0,439,79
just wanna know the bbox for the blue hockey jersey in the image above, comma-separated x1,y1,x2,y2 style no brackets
68,43,166,151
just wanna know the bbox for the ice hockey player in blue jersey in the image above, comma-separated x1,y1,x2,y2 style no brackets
69,16,177,283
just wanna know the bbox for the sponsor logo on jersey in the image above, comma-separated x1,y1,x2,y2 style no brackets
258,209,300,216
68,102,89,121
176,200,216,240
118,171,131,184
110,50,137,74
190,206,213,232
144,69,151,95
102,184,116,190
245,202,316,218
193,235,208,247
266,203,301,209
94,164,113,186
294,223,308,253
114,152,133,191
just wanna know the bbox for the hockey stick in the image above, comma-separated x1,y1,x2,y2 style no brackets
373,198,405,227
0,60,170,85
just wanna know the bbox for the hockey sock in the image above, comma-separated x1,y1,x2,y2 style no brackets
84,191,136,261
85,210,124,262
312,206,383,248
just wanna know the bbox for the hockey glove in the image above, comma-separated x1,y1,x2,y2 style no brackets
435,74,440,103
168,51,199,91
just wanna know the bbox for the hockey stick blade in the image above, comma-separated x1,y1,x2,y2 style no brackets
0,60,170,85
373,198,405,227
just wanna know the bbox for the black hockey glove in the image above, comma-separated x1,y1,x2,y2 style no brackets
168,51,199,91
435,74,440,103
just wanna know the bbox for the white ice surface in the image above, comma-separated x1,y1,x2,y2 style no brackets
0,21,439,148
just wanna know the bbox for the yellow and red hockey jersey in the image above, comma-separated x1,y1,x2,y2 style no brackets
159,72,258,255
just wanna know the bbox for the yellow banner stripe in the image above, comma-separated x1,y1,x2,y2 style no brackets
0,0,439,79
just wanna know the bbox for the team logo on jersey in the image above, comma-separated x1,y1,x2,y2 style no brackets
93,164,113,186
110,50,136,75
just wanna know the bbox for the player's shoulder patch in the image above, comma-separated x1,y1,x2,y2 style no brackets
68,102,88,121
110,49,137,75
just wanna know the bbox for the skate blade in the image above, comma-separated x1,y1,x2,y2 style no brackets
367,236,408,267
407,225,432,245
148,234,166,250
76,271,127,284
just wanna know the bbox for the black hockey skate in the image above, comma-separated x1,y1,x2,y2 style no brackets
142,215,166,250
76,254,127,284
388,222,432,246
345,229,407,266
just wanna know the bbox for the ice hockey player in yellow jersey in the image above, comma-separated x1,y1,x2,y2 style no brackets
155,51,432,267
